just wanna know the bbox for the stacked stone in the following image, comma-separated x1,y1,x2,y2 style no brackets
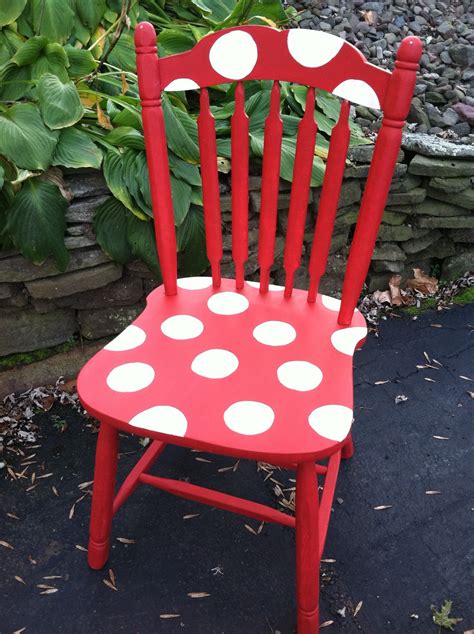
287,0,474,139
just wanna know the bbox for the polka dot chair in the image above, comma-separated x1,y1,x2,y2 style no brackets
78,23,422,633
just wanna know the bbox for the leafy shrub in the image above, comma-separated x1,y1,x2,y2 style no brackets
0,0,369,278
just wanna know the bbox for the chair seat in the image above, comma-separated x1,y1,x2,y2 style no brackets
77,277,367,462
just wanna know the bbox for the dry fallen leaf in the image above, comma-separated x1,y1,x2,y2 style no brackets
97,102,113,129
389,274,403,306
160,614,180,619
433,435,449,440
40,588,58,595
468,391,474,398
116,537,135,544
374,380,390,385
195,457,212,463
44,575,62,580
395,395,408,404
75,544,87,552
14,576,26,585
69,504,75,520
244,524,257,535
373,505,392,510
459,375,473,382
13,628,26,634
187,592,210,598
354,600,363,617
52,486,59,497
183,514,200,520
103,580,117,592
425,491,441,495
406,268,438,295
121,73,129,95
7,512,20,520
321,558,336,563
320,621,334,628
0,540,14,549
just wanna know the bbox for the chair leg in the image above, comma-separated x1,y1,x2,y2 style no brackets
341,433,354,460
88,422,119,570
296,461,320,634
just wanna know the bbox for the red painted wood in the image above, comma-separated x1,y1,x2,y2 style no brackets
135,22,177,295
341,433,354,460
113,440,166,515
231,82,249,290
308,100,350,303
198,88,223,287
296,461,320,633
258,81,283,293
159,26,390,107
338,37,422,325
317,450,341,558
139,472,295,528
88,423,118,569
283,87,317,297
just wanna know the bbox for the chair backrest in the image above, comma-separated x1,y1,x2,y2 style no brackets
134,23,421,325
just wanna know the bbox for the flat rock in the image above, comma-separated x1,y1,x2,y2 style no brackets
371,259,405,273
447,228,474,243
386,187,426,206
313,180,361,209
402,133,474,159
417,215,474,229
390,200,468,217
372,242,406,262
0,307,76,356
402,230,442,255
427,186,474,211
429,176,471,194
442,252,474,279
408,154,474,178
0,283,12,299
344,163,407,179
389,174,422,193
53,274,143,309
0,247,111,284
79,304,144,340
412,236,456,261
65,171,109,199
347,145,404,164
65,195,111,223
381,210,407,226
25,263,122,299
377,225,428,242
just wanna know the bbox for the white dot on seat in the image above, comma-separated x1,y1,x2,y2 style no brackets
333,79,380,109
129,406,188,437
177,277,212,290
321,295,341,312
191,349,239,379
308,404,353,441
207,292,249,315
287,29,344,68
253,321,296,346
246,281,284,291
164,78,199,91
104,325,146,351
224,401,275,435
331,326,367,355
209,30,258,80
161,315,204,340
106,362,154,393
277,361,323,392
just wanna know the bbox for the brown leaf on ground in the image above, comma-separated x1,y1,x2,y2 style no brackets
160,614,180,619
320,621,334,628
0,540,14,549
97,102,113,129
187,592,210,598
373,505,392,510
116,537,135,544
388,274,403,306
354,600,363,617
58,379,77,394
103,579,117,591
41,395,55,411
14,576,26,584
373,290,392,305
406,268,438,295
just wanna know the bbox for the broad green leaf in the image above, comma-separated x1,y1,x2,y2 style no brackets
0,29,23,64
176,204,208,276
170,176,192,226
158,29,196,55
52,127,102,169
11,35,48,65
31,0,75,43
74,0,106,31
189,0,235,25
38,74,84,129
31,42,70,82
6,177,69,270
106,126,145,150
0,156,18,182
0,62,32,100
126,216,161,276
65,45,98,77
107,33,136,72
0,0,27,26
0,104,58,170
103,150,147,219
246,1,289,24
111,107,142,130
0,165,4,190
94,197,133,264
168,154,201,186
162,95,199,163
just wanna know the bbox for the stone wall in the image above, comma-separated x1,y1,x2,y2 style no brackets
0,134,473,377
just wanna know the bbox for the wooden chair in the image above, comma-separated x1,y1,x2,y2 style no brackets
78,23,421,632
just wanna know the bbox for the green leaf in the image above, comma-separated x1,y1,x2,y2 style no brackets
38,73,84,129
162,95,200,163
170,176,192,226
189,0,235,25
158,28,196,55
0,104,58,170
52,127,102,169
65,45,98,78
103,150,147,219
94,197,133,264
0,62,32,100
126,216,161,276
31,0,75,43
168,153,201,186
74,0,106,31
11,35,48,65
0,0,27,27
107,33,136,72
30,42,70,82
106,126,145,150
176,204,208,276
6,177,69,270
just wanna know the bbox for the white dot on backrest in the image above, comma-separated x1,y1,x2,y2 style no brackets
331,326,367,355
207,292,249,315
246,281,284,291
322,295,341,312
129,405,188,437
224,401,275,435
161,315,204,340
104,325,146,351
253,321,296,347
287,29,344,68
209,30,258,80
177,277,212,290
164,78,200,91
106,362,154,393
191,349,239,379
277,361,323,392
333,79,380,109
308,404,353,441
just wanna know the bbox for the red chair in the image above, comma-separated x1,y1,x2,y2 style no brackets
78,23,421,632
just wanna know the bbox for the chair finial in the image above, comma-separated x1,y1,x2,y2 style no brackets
135,21,156,49
396,36,422,67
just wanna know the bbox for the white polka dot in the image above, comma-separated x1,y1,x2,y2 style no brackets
308,404,353,441
129,406,188,437
209,30,258,80
331,326,367,355
253,321,296,347
287,29,344,68
106,362,154,393
164,78,199,91
104,325,146,351
177,276,212,290
321,295,341,312
191,349,239,379
277,361,323,392
207,291,249,315
161,315,204,340
246,281,284,291
333,79,380,109
224,401,274,435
